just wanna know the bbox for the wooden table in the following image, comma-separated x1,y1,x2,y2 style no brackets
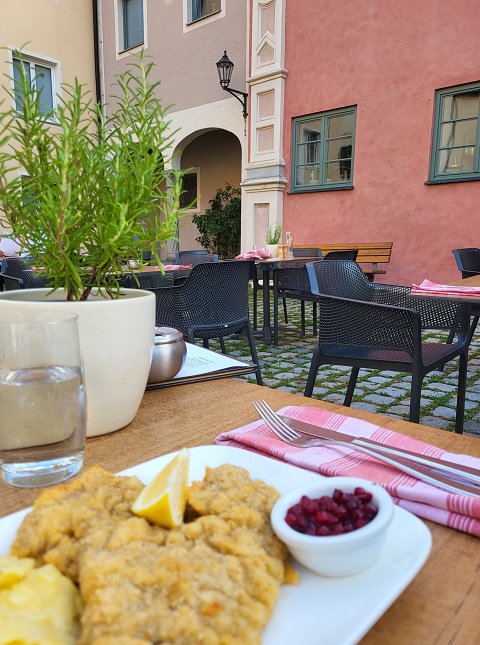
2,379,480,644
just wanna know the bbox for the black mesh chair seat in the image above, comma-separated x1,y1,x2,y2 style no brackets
450,248,480,345
321,341,464,366
304,260,470,433
148,260,262,385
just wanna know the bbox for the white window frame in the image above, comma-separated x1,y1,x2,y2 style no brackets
9,48,61,121
183,0,224,33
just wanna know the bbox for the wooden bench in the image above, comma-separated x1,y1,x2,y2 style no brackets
292,242,393,281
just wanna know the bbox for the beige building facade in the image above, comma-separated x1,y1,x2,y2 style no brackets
98,0,249,258
0,0,97,237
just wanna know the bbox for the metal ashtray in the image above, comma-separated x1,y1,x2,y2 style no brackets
148,326,187,383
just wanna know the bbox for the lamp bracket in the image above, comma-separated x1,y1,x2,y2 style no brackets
222,86,248,120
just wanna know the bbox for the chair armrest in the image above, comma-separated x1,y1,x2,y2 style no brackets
0,273,25,289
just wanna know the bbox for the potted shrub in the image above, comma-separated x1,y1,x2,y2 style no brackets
192,183,241,259
0,51,184,436
265,222,282,258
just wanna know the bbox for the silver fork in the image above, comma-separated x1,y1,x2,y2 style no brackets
252,400,480,497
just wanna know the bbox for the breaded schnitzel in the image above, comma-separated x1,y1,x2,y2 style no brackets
11,463,293,644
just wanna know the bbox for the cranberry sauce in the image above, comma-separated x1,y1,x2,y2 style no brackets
285,487,378,536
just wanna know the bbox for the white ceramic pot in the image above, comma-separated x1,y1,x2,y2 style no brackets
265,243,279,259
0,288,155,437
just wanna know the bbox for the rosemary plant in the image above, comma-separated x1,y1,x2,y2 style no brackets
265,222,282,245
0,51,183,301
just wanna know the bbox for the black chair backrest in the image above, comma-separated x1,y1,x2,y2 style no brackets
174,251,218,265
120,271,174,289
177,249,209,257
154,260,253,327
452,248,480,278
275,260,312,291
292,247,323,258
307,259,373,301
323,250,359,261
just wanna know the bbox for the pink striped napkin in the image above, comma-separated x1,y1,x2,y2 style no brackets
235,248,271,260
216,405,480,537
412,279,480,296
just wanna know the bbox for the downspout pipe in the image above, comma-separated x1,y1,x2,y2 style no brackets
91,0,102,107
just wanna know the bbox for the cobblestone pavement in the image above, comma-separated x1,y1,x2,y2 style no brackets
209,295,480,439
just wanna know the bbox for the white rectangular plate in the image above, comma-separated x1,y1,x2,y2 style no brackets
1,445,432,645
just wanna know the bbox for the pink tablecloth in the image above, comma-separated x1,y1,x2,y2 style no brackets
412,279,480,296
216,405,480,537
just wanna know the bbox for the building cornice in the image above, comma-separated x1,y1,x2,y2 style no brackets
247,68,288,85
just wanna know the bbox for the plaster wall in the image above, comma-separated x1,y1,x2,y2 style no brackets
0,0,96,103
0,0,96,236
283,0,480,285
99,0,247,114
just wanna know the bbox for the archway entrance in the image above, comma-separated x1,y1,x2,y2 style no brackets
176,129,242,254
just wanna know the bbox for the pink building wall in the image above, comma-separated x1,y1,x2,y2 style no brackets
283,0,480,285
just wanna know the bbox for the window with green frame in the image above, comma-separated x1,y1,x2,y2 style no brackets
429,82,480,182
291,107,356,191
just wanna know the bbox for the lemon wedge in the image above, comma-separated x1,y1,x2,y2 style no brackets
131,448,190,528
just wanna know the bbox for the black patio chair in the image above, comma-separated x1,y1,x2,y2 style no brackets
304,260,470,433
272,260,319,345
0,257,51,289
252,247,322,331
271,250,356,344
447,248,480,345
148,260,263,385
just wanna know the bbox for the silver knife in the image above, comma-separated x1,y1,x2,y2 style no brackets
279,414,480,487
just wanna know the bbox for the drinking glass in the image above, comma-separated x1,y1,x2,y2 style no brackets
286,231,294,259
0,312,87,488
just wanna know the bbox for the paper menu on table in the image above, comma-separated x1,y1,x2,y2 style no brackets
173,343,250,379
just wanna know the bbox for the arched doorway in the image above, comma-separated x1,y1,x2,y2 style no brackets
175,129,242,254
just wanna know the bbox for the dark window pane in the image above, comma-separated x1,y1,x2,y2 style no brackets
34,64,53,114
124,0,144,49
13,57,30,112
180,173,198,208
192,0,219,22
442,92,480,121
